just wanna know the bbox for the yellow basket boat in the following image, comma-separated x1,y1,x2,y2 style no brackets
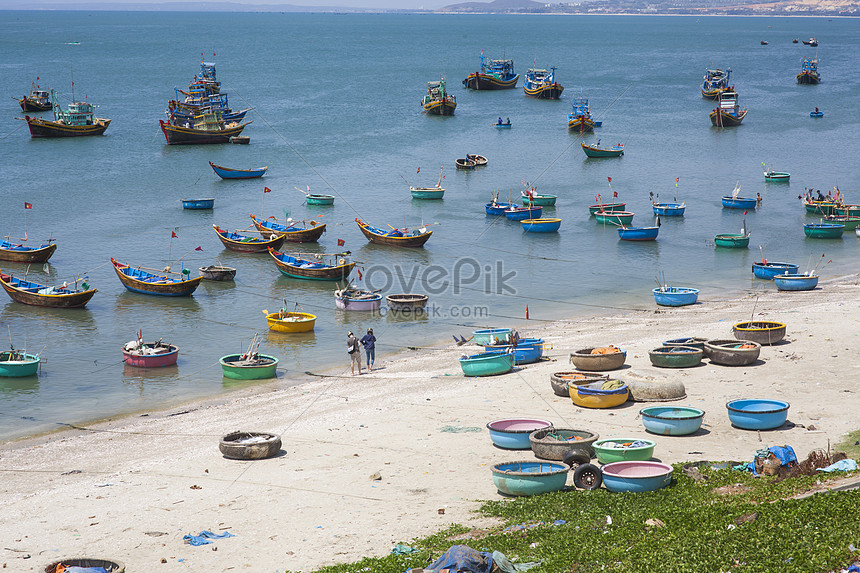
569,380,630,409
263,309,317,333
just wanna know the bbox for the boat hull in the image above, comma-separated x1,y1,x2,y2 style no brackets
19,98,52,112
335,293,382,311
722,197,757,209
25,115,110,137
652,203,685,216
214,225,286,252
209,161,267,179
774,274,818,291
0,273,96,308
715,234,750,248
385,294,429,310
521,194,556,206
570,382,629,409
0,352,40,377
182,198,214,209
111,258,202,296
568,117,595,132
710,109,747,127
251,215,326,243
618,227,658,241
752,262,799,280
305,195,335,205
199,265,236,280
485,202,518,215
423,100,456,115
595,211,634,226
589,203,625,215
797,73,820,85
652,287,699,307
0,242,56,263
159,119,248,145
505,207,542,221
410,188,445,200
268,248,355,281
764,172,790,182
220,354,278,379
523,83,564,99
581,142,623,157
459,351,514,377
521,218,561,233
122,344,179,368
804,224,844,239
265,311,316,333
462,73,519,90
356,219,432,247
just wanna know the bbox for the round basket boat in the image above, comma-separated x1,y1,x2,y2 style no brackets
385,293,429,310
219,354,279,379
529,427,599,460
549,371,609,397
486,418,552,449
219,431,282,460
601,461,673,493
594,438,656,464
732,321,786,345
640,406,705,436
662,337,707,350
704,339,761,366
648,346,703,368
44,558,125,573
726,399,789,430
625,376,687,402
569,381,629,409
491,461,569,497
569,348,626,371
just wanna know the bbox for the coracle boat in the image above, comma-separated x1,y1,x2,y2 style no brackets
804,199,838,215
44,558,123,573
486,200,518,215
773,273,818,291
220,353,278,380
0,272,96,308
459,350,513,377
462,53,518,90
701,68,732,100
824,214,860,230
209,161,267,180
220,431,282,460
601,461,674,493
715,233,750,248
594,438,656,464
491,461,568,497
640,406,705,436
549,371,609,397
421,77,456,115
802,37,818,46
652,286,699,307
567,93,595,132
663,337,707,350
704,339,761,366
0,239,56,263
652,202,685,216
722,184,756,209
810,109,824,118
764,169,790,182
199,264,236,281
796,58,820,85
213,225,286,252
595,210,634,226
521,190,556,206
521,218,561,233
726,399,789,430
0,348,40,377
588,202,626,215
466,154,488,166
159,111,250,145
529,427,599,460
409,166,445,200
334,284,382,311
752,261,799,280
250,214,326,243
570,380,630,409
618,225,659,241
111,258,202,296
833,204,860,217
268,248,355,281
522,66,564,99
16,82,52,112
302,191,335,205
263,308,316,333
472,328,512,345
648,346,703,368
710,90,747,127
21,90,110,137
181,198,214,210
581,141,624,158
122,337,179,368
733,321,786,345
569,346,626,371
355,219,432,247
505,206,542,222
483,338,547,365
803,223,843,239
455,157,476,170
386,293,429,310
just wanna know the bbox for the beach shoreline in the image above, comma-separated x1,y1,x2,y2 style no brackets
2,273,859,572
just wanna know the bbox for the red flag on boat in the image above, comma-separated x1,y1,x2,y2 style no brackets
607,177,612,184
417,167,420,174
744,210,748,215
357,268,363,281
195,246,203,251
24,202,32,209
263,187,271,193
171,231,177,238
525,305,529,319
337,239,345,246
613,191,618,198
675,177,679,187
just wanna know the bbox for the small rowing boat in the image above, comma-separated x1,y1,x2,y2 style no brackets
581,141,624,158
213,224,286,252
199,265,236,281
618,224,659,241
0,239,56,263
268,248,355,281
386,293,429,310
595,211,634,226
250,214,326,243
455,157,476,170
751,261,799,280
505,206,542,221
0,348,40,377
803,223,844,239
764,169,790,182
334,283,382,311
652,286,699,307
409,166,445,200
521,218,561,233
715,233,750,248
0,271,96,308
181,198,214,210
122,335,179,368
356,219,433,247
263,305,316,333
111,258,202,296
209,161,267,179
773,273,818,291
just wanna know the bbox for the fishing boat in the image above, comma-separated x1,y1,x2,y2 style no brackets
15,82,52,112
421,78,456,115
111,258,202,296
595,211,634,226
802,38,818,46
122,336,179,368
569,381,629,409
459,350,514,377
409,166,445,200
618,224,659,241
581,141,624,158
567,93,595,132
0,239,56,263
520,192,557,206
213,225,286,253
159,112,250,145
764,169,790,182
355,219,433,247
293,186,335,205
652,286,699,307
209,161,267,180
0,272,96,308
199,264,236,281
803,223,844,239
334,283,383,311
494,121,512,129
701,68,732,100
21,89,110,137
263,305,316,333
588,202,626,215
220,354,278,380
522,66,564,99
824,215,860,231
0,348,40,377
793,38,799,43
521,218,561,233
486,197,518,215
650,190,686,217
505,206,542,221
752,261,799,280
760,40,768,45
466,154,488,166
710,90,747,127
181,198,214,210
715,233,750,248
250,214,326,242
385,293,429,310
462,53,518,90
483,338,547,365
455,157,476,170
722,185,757,210
797,58,820,85
810,109,824,118
774,273,818,291
833,204,860,217
268,248,355,281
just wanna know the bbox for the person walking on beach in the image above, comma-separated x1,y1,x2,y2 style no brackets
347,331,362,375
360,328,376,373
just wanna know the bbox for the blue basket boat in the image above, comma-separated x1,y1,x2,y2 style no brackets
491,461,568,496
810,110,824,118
752,261,799,280
652,202,685,216
485,201,518,216
652,287,698,307
505,206,542,221
521,218,561,233
182,198,214,210
484,338,546,365
472,328,511,345
640,406,705,435
618,226,659,241
726,399,789,430
486,418,552,449
459,351,514,377
722,196,757,210
773,273,818,291
601,461,673,493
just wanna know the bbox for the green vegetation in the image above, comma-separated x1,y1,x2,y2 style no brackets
836,430,860,460
308,465,860,573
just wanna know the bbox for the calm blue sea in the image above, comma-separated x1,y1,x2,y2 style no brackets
0,12,857,440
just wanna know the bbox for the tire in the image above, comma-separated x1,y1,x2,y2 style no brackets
562,448,591,468
573,463,603,490
219,431,282,460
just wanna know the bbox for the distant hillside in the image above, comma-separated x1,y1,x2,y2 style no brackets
441,0,545,12
439,0,858,14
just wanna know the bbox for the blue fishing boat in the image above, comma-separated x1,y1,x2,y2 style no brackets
250,214,326,243
796,58,820,84
521,218,561,233
722,187,757,210
581,141,623,158
463,53,518,90
111,258,202,296
209,161,267,180
652,202,685,216
268,248,355,281
505,206,542,221
652,287,699,306
773,273,818,291
486,200,518,215
483,338,546,364
181,198,214,210
752,261,799,280
494,122,512,129
618,225,659,241
701,67,732,99
522,67,564,99
810,109,824,118
567,92,595,132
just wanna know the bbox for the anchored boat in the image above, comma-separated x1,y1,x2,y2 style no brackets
21,89,110,137
462,53,518,90
710,90,747,127
355,219,433,247
111,258,202,296
581,141,624,158
422,77,456,115
523,66,564,99
209,161,267,179
250,214,326,243
0,239,56,263
213,225,286,253
268,248,355,281
797,58,820,84
15,82,52,112
568,92,595,132
0,271,96,308
701,67,732,99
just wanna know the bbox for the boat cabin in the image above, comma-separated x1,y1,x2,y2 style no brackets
54,98,96,126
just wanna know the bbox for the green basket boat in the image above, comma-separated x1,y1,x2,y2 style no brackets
0,350,40,377
825,215,860,230
588,202,626,215
306,194,335,206
804,201,837,216
714,233,750,248
220,354,279,380
595,211,634,226
803,223,844,239
459,351,513,377
833,205,860,217
521,193,557,207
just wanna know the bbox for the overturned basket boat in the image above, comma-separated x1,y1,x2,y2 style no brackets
385,293,429,310
732,321,786,345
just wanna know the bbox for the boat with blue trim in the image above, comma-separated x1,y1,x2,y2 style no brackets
111,258,202,296
710,90,747,127
356,219,433,247
521,218,561,233
250,214,326,243
22,89,110,138
581,140,623,158
701,68,732,99
463,53,518,90
568,93,595,132
797,58,820,84
505,206,542,221
422,78,456,115
16,82,52,112
523,67,563,99
0,271,97,308
0,239,57,263
213,224,286,252
209,161,267,180
752,261,799,280
618,221,659,241
268,248,355,281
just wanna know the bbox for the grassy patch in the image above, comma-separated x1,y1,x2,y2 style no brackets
306,465,860,573
835,429,860,460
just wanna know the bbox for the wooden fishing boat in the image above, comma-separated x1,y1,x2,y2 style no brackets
797,58,820,84
595,211,634,226
589,202,626,215
209,161,267,179
199,265,236,280
722,196,757,210
455,157,476,170
715,233,750,248
21,90,110,137
760,40,768,45
710,91,747,127
652,286,698,307
213,225,286,252
732,321,786,345
581,141,624,158
334,285,382,311
521,218,561,233
803,223,843,238
522,66,564,99
263,309,316,333
111,258,202,296
570,381,629,409
122,339,179,368
268,248,355,281
752,261,799,280
701,68,732,100
409,166,446,199
15,83,52,112
486,200,518,215
220,354,278,380
159,113,250,145
652,202,685,216
385,293,429,310
764,170,790,182
250,214,326,243
804,200,837,215
422,77,456,115
466,154,488,166
824,215,860,230
774,273,818,291
810,109,824,118
618,225,659,241
0,239,56,263
802,37,818,46
520,192,557,206
567,93,595,132
0,349,40,377
459,350,514,377
505,206,542,221
462,54,518,90
0,272,96,308
355,219,432,247
181,198,214,210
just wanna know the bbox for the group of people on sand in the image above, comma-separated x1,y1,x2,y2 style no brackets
346,329,376,375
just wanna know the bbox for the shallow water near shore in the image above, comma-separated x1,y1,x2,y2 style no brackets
0,12,858,441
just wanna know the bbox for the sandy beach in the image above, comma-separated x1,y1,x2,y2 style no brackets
2,275,860,572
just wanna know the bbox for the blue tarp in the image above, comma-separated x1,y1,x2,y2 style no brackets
183,530,235,546
426,545,492,573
